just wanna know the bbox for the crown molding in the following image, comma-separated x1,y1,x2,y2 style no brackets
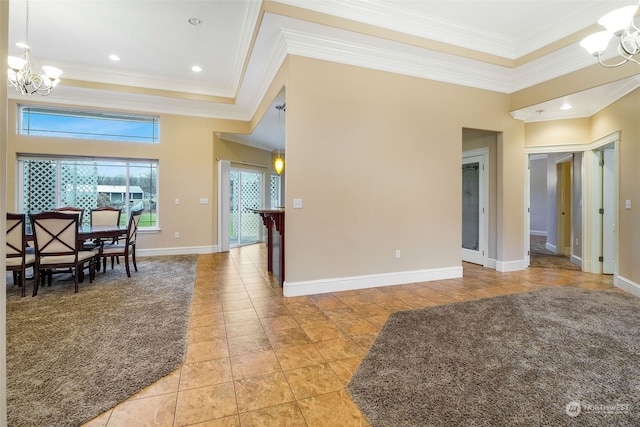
281,28,513,93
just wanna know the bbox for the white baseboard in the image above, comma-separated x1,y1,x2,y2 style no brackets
545,242,557,253
570,254,582,268
283,266,463,297
530,230,547,237
496,259,527,272
486,258,497,269
614,275,640,298
137,245,218,257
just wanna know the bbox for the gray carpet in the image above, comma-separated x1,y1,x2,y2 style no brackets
6,255,197,427
347,287,640,426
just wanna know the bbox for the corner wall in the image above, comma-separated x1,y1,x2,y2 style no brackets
283,56,525,295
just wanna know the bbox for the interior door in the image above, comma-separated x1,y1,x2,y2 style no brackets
462,154,486,265
602,147,615,274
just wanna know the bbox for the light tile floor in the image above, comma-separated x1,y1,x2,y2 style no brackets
83,245,617,427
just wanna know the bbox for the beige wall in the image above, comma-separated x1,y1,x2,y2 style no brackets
284,55,525,283
525,118,591,147
1,0,9,421
6,103,217,253
592,89,640,284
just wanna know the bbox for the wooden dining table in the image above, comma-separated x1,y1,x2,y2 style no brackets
27,224,128,282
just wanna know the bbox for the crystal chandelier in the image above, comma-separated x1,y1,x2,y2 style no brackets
7,0,63,95
580,3,640,67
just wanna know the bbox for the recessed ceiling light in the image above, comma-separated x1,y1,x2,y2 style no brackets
188,18,202,26
109,54,120,61
192,65,202,72
560,103,572,110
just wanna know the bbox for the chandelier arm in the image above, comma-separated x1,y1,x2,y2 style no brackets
597,54,631,68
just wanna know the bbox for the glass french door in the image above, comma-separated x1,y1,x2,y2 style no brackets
229,168,263,247
462,153,487,265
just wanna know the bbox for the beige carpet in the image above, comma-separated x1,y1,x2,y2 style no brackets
6,255,197,427
348,287,640,426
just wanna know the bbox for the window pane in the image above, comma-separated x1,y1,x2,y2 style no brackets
21,106,159,143
20,157,158,229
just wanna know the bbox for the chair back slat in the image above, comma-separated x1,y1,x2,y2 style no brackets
52,207,84,225
127,209,143,244
6,213,26,258
30,212,79,256
91,207,121,226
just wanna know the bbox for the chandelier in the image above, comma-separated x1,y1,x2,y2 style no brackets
7,0,63,95
580,3,640,67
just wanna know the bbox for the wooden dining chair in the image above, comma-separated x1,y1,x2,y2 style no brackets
52,206,84,224
30,212,97,295
6,213,37,297
99,208,143,277
87,207,123,266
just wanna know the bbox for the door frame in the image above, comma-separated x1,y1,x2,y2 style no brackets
462,148,489,267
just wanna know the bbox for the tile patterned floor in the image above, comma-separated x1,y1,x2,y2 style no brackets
82,245,616,427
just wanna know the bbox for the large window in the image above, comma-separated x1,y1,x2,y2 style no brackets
20,105,159,143
18,157,158,229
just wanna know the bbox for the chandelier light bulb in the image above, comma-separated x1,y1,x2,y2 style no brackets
581,2,640,68
598,5,638,35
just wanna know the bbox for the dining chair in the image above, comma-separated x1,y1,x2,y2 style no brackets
87,207,123,265
30,212,97,296
99,208,143,277
6,213,37,297
52,206,84,224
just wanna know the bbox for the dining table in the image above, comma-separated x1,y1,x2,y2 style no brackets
27,223,128,282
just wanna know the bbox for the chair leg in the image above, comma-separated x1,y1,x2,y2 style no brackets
32,268,40,297
20,266,26,297
124,254,131,277
74,263,80,293
132,245,137,272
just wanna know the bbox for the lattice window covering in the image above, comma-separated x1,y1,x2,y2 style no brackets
270,174,281,209
61,161,99,225
23,160,56,215
240,172,261,242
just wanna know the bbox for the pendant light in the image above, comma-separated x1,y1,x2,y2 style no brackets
274,103,285,175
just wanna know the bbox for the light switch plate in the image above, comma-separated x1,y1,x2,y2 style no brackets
293,198,303,209
625,199,631,209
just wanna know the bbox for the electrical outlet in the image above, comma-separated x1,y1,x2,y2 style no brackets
174,232,180,238
395,249,401,259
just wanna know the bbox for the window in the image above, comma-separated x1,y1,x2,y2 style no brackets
18,157,158,229
20,105,159,143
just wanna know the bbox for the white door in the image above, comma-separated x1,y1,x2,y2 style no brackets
462,153,487,265
602,147,615,274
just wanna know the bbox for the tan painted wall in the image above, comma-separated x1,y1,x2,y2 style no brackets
1,0,9,421
284,56,525,283
6,102,217,252
524,118,591,147
591,89,640,284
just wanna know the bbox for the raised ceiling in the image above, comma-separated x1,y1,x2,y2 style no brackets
8,0,640,150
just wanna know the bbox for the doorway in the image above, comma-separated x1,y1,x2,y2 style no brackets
229,168,264,247
462,150,488,266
